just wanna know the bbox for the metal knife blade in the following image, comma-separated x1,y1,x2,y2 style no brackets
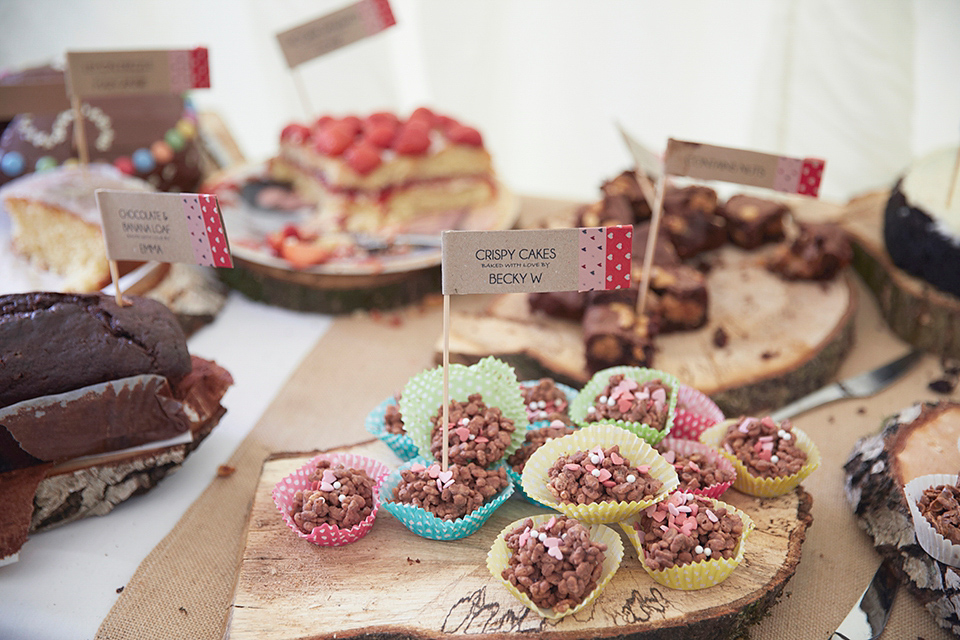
828,559,899,640
770,348,924,422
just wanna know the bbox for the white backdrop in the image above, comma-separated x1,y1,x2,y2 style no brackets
0,0,958,201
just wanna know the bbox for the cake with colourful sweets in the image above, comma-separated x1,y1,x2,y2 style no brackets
269,107,497,234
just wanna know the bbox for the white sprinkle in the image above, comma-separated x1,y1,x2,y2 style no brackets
598,395,608,404
591,469,601,477
554,398,563,406
779,429,792,440
704,548,712,557
469,434,476,440
587,406,596,414
460,418,469,426
332,481,342,489
528,401,538,410
538,532,547,542
537,400,546,409
695,545,704,554
338,494,346,502
626,474,636,483
771,455,779,463
607,397,616,406
589,454,601,465
530,529,538,538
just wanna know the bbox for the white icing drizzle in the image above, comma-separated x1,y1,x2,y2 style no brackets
15,105,114,153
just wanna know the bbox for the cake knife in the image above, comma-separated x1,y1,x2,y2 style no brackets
769,348,924,422
827,559,899,640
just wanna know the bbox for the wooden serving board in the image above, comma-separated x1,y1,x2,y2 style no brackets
228,440,813,640
840,190,960,359
443,245,857,417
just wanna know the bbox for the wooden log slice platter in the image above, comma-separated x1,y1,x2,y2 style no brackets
442,245,857,417
229,440,812,640
844,400,960,635
841,190,960,359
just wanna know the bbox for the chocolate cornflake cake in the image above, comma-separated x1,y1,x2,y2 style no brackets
634,492,744,570
547,444,663,505
719,194,788,249
392,461,508,520
522,378,571,424
766,222,852,281
656,446,736,492
507,421,576,474
384,395,405,434
585,374,672,431
501,515,607,613
917,483,960,544
722,416,807,478
291,460,376,532
429,393,516,467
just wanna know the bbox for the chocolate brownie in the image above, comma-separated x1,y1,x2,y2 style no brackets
766,222,852,281
291,460,376,532
392,461,508,520
631,221,681,269
528,290,587,321
601,170,653,221
917,483,960,544
0,292,191,408
719,194,788,249
429,393,515,467
634,492,744,570
547,444,662,504
507,421,576,474
661,185,727,259
501,515,607,613
585,374,672,430
575,194,635,228
721,416,807,478
583,304,657,374
648,264,708,332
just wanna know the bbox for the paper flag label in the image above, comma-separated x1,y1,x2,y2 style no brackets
95,190,232,268
617,122,662,179
664,138,825,197
66,48,210,98
276,0,396,68
0,81,70,118
441,226,632,295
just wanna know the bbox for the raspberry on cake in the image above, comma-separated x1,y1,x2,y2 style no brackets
429,393,516,468
269,107,497,234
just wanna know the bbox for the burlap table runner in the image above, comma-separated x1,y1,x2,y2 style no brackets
97,284,951,639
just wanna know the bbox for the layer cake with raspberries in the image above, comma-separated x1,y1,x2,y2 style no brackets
269,107,497,234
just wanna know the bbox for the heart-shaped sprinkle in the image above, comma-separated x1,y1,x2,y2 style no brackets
662,450,676,464
597,468,612,482
319,482,334,492
454,427,471,442
475,436,489,443
409,463,426,472
610,452,624,465
636,464,651,474
546,515,557,530
438,470,453,484
427,464,441,479
321,469,338,484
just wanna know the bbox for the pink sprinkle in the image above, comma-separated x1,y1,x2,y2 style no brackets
546,515,557,530
660,524,669,532
738,421,750,434
442,479,454,489
651,388,667,404
475,436,489,443
409,463,426,473
762,441,775,451
668,503,680,517
753,441,764,454
758,448,772,461
636,465,651,474
610,452,624,465
547,546,563,560
677,505,692,513
584,463,596,472
681,520,697,537
454,427,471,442
758,435,775,443
564,463,581,472
597,469,612,482
724,443,734,454
761,416,776,428
549,419,566,428
438,470,453,483
591,446,605,460
662,451,676,464
519,527,531,547
651,509,667,523
669,492,685,506
543,536,561,548
690,502,699,516
612,378,638,395
436,479,445,492
427,464,441,479
688,461,700,473
319,482,334,492
321,469,338,484
617,397,634,412
706,509,718,523
602,480,616,487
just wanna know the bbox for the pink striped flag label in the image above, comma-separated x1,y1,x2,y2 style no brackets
441,226,632,295
664,138,826,197
67,48,211,97
95,189,232,268
276,0,397,69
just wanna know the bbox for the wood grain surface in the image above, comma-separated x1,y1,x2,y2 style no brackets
229,440,812,640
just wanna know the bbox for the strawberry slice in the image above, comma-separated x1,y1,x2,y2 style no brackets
339,115,363,138
345,140,383,174
362,120,397,148
409,107,436,127
392,120,431,155
366,111,400,128
280,123,310,143
446,124,483,147
314,122,354,156
280,240,334,269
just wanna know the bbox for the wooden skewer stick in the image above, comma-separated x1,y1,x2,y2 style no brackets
108,260,127,307
291,68,314,121
70,94,90,166
635,173,667,318
441,293,451,472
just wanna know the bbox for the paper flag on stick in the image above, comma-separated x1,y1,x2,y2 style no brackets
66,48,210,98
441,226,632,295
276,0,396,68
664,138,825,197
95,190,232,268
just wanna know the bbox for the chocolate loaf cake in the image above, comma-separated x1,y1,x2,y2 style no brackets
0,292,192,408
